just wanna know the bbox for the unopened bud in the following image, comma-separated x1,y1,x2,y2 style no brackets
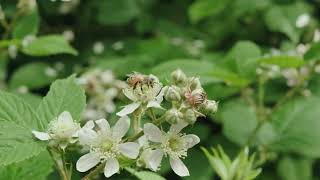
171,69,187,84
185,88,207,107
165,86,181,102
184,109,197,124
165,108,183,124
189,77,201,90
202,100,218,114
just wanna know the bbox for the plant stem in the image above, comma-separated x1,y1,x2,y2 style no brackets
82,162,105,180
148,108,157,122
47,147,70,180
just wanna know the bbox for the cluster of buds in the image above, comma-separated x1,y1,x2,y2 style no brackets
163,69,218,124
77,69,126,120
32,70,218,178
282,66,310,87
202,146,261,180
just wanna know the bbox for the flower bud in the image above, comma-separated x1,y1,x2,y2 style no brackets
165,86,181,102
171,69,187,84
185,89,207,107
189,77,201,90
165,108,183,124
202,100,218,114
184,109,197,124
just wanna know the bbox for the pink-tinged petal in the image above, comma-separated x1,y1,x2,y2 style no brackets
118,142,140,159
32,131,51,141
112,116,130,139
143,123,163,143
169,157,190,177
116,102,140,117
104,158,119,178
76,152,100,172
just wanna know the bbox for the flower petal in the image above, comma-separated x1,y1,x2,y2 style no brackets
169,121,188,134
58,111,73,123
123,88,137,101
182,134,200,149
143,123,163,143
95,118,111,135
104,158,119,178
169,157,190,177
118,142,140,159
116,102,140,117
112,116,130,139
32,131,51,141
83,120,95,129
78,127,98,146
76,152,100,172
146,149,164,171
147,100,163,109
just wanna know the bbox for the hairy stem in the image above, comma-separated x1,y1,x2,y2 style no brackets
47,148,70,180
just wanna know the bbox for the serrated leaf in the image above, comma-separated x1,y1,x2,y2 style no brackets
125,168,165,180
0,151,54,180
264,6,298,42
37,75,86,126
151,59,217,85
12,9,39,39
259,55,304,68
0,91,45,166
9,62,57,89
22,35,78,56
269,96,320,157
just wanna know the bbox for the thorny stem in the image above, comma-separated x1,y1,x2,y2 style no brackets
47,147,70,180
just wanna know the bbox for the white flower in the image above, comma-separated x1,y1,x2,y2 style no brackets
142,122,200,177
62,30,75,42
32,111,80,150
117,74,164,116
76,116,140,178
296,13,310,28
93,41,105,55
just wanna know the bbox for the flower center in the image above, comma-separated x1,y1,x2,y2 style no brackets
162,133,187,159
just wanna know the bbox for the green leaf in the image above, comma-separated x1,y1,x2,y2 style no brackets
9,62,57,89
12,9,39,39
151,59,217,85
269,96,320,157
259,55,304,68
218,99,257,146
277,156,313,180
0,91,45,166
304,42,320,62
0,151,54,180
22,35,78,56
188,0,228,23
125,168,165,180
37,75,86,126
264,6,298,42
15,93,42,109
96,0,140,25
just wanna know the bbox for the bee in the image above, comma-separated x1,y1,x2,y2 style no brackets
127,72,145,89
143,76,156,88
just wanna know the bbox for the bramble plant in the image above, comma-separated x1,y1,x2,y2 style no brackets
2,0,320,179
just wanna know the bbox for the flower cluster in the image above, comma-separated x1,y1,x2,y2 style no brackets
77,69,126,120
32,70,218,178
